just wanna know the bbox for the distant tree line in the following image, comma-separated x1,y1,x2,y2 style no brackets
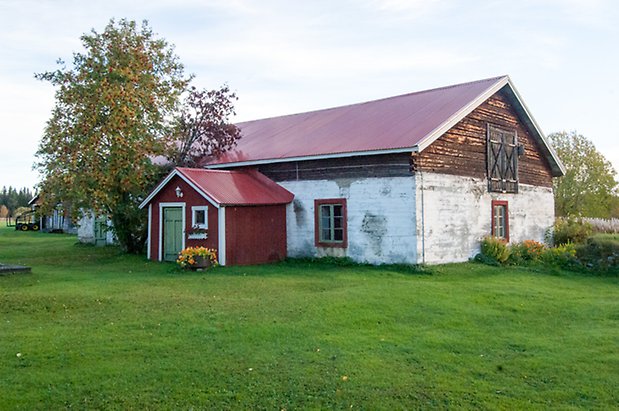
0,186,34,218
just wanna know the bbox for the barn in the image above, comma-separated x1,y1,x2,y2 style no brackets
139,167,293,265
140,75,565,265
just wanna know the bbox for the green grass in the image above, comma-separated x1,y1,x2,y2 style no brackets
1,226,618,409
591,233,619,242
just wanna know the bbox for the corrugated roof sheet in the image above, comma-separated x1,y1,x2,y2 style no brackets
177,167,293,206
209,76,508,166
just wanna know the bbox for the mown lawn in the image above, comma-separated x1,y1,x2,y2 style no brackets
1,226,618,409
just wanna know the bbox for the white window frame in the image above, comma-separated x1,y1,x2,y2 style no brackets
191,206,209,230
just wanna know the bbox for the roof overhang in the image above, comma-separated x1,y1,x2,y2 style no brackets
28,194,40,206
207,146,419,169
138,169,220,210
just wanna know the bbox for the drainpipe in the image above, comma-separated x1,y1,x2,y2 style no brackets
419,169,426,265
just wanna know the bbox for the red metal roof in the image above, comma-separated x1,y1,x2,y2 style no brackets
209,76,509,166
176,167,293,206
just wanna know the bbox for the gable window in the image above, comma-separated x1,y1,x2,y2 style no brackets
192,206,208,229
491,200,509,241
487,124,519,193
314,199,347,248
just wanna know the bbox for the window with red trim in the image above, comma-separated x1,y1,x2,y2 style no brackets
491,200,509,241
314,199,347,248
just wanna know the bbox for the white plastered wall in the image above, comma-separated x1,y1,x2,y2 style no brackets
415,172,555,264
279,176,417,264
76,210,115,245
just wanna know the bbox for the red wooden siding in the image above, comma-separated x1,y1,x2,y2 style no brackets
225,205,287,265
148,175,219,261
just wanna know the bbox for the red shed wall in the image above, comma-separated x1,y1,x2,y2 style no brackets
148,175,219,261
225,205,287,265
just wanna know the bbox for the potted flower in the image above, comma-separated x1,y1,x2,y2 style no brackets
187,225,208,240
177,246,218,270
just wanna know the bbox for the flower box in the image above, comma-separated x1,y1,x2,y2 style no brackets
187,233,207,240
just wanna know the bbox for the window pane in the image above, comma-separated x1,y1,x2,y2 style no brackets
321,229,331,242
333,216,343,229
195,210,205,225
333,205,343,217
493,205,506,239
334,228,343,241
321,216,331,230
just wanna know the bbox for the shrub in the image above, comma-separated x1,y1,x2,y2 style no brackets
510,240,546,263
540,243,577,268
574,237,619,274
553,217,592,245
479,236,511,264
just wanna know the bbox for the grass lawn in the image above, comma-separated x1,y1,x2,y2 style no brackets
1,226,618,409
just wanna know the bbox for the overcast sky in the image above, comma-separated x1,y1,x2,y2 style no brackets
1,0,618,190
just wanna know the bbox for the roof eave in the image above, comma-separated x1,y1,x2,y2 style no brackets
207,146,419,169
138,169,221,209
416,76,510,152
502,78,566,177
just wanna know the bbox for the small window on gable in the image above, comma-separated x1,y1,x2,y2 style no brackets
491,200,509,242
487,124,519,193
192,206,208,229
314,199,347,248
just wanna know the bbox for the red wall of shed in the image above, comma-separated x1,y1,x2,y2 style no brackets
147,175,219,261
225,205,287,266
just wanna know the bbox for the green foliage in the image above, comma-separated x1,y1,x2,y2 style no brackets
1,227,618,409
0,186,34,216
574,236,619,275
35,19,190,252
477,237,578,270
549,131,617,218
479,236,511,264
553,217,593,245
539,243,578,268
509,240,546,264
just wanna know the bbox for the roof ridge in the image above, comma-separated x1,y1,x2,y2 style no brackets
236,75,509,125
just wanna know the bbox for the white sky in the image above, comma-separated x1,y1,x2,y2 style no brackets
1,0,618,189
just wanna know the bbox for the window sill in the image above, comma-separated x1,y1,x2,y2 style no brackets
316,241,347,249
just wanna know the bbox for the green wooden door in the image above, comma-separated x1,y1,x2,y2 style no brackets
94,217,107,246
163,207,183,261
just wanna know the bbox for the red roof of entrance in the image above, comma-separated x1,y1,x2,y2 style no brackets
177,168,293,206
139,167,294,208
